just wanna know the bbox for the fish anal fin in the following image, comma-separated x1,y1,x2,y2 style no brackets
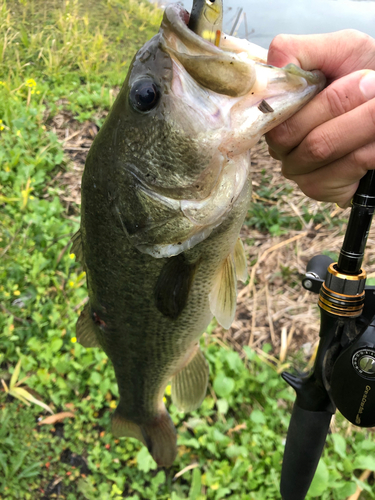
209,253,237,329
171,346,209,412
234,237,248,283
76,303,101,348
112,407,177,467
70,229,84,264
155,255,197,319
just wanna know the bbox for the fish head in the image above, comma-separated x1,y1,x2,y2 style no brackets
84,4,325,257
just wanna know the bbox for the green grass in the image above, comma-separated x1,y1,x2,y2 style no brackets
0,1,374,499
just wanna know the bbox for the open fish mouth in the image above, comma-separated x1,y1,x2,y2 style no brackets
160,3,323,99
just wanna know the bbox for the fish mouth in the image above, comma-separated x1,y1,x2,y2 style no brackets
160,4,323,98
160,3,258,97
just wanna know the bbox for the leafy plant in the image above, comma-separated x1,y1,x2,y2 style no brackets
1,359,53,414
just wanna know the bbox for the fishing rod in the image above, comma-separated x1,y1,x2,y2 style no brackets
280,170,375,499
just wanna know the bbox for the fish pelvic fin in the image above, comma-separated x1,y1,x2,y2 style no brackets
171,345,209,412
234,237,248,283
76,303,101,348
111,408,177,468
209,253,237,329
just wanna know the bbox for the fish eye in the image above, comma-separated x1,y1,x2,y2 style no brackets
129,79,160,112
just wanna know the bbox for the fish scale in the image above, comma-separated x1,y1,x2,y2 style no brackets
73,2,325,467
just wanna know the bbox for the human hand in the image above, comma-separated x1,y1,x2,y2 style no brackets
265,30,375,207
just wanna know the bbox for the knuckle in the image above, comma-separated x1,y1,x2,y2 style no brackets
323,85,350,117
267,119,295,150
304,130,335,164
268,34,293,53
343,29,374,47
293,176,321,200
351,146,374,172
367,102,375,130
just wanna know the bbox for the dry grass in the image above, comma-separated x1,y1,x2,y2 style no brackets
54,115,375,369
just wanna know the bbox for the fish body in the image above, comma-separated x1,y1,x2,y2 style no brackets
73,4,325,467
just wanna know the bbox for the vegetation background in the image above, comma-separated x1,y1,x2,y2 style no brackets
0,0,375,498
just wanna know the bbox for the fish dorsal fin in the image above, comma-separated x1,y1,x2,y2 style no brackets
234,237,248,283
209,253,237,329
76,303,101,348
71,229,84,264
155,255,196,320
171,346,209,412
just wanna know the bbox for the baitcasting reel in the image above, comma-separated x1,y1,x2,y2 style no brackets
280,170,375,500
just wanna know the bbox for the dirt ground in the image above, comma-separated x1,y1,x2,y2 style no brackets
52,110,375,371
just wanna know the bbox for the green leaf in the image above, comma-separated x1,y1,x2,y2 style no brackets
11,451,28,476
353,454,375,471
216,398,229,414
250,409,266,424
331,433,346,458
136,446,157,473
50,338,63,353
17,462,40,479
336,482,357,498
189,468,201,500
307,459,329,497
213,372,235,398
10,359,22,389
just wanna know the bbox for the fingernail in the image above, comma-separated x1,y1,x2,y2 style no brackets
360,71,375,100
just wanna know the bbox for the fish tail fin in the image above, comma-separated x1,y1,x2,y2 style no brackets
111,407,177,467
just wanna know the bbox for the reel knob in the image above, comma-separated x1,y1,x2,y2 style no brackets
353,349,375,377
330,325,375,427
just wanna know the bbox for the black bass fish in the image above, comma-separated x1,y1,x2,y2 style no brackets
72,3,325,467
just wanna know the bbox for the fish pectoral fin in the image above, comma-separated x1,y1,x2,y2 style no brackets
155,255,197,319
209,253,237,329
76,303,101,348
234,237,248,283
112,407,177,467
171,346,209,412
70,229,84,265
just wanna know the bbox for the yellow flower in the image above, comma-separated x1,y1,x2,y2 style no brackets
71,337,77,343
16,130,21,137
68,281,75,287
109,400,117,409
0,119,4,131
163,396,167,404
13,290,21,296
69,253,75,259
165,385,171,396
4,166,10,172
25,78,37,88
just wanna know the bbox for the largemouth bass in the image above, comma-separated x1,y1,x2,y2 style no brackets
72,3,325,467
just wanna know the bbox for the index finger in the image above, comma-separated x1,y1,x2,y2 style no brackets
267,31,375,79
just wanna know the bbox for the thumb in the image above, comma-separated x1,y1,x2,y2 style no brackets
267,30,375,80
